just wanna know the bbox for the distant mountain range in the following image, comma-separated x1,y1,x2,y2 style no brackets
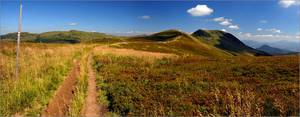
256,44,297,55
242,40,300,52
0,29,271,56
0,30,123,43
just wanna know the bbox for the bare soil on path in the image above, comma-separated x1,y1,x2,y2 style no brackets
42,60,80,117
81,55,107,117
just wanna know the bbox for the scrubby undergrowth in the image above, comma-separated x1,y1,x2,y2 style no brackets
93,54,299,116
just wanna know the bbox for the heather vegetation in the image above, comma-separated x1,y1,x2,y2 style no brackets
93,54,299,116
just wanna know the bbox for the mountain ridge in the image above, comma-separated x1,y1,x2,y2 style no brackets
0,30,123,43
257,44,296,55
1,29,270,56
192,29,269,56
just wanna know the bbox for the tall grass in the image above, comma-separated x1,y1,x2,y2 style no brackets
0,42,83,116
93,54,299,116
68,46,91,117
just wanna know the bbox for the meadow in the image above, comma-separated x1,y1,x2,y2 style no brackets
0,42,85,116
0,41,299,116
93,54,299,116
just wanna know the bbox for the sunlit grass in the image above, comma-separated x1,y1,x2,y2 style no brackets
68,46,91,117
93,54,299,116
0,42,84,116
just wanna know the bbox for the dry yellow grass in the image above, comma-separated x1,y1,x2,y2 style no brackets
0,42,85,116
95,45,176,59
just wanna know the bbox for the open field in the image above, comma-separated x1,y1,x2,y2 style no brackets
1,0,299,116
93,53,299,116
0,41,299,116
0,42,86,116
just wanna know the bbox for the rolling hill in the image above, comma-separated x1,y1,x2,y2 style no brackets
114,29,269,57
0,30,123,43
0,32,38,41
192,29,269,56
1,29,270,57
114,29,233,57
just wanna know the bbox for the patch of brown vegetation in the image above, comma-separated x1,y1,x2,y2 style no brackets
94,45,176,59
42,60,80,116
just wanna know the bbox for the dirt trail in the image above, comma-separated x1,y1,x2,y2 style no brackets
42,45,174,116
42,60,80,117
80,45,172,116
82,55,106,117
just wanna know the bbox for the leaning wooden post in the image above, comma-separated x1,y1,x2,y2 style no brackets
15,0,23,79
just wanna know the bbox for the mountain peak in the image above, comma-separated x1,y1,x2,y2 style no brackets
145,29,190,41
192,29,270,56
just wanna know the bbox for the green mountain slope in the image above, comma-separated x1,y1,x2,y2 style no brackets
114,30,232,57
1,29,270,57
0,32,38,41
0,30,123,43
36,30,122,43
192,29,270,56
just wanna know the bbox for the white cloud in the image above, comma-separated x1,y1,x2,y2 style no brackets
68,22,78,26
126,30,140,34
139,15,151,20
257,28,263,31
236,32,299,42
259,20,268,23
110,30,153,36
187,5,214,16
256,28,281,33
221,29,227,32
266,28,281,33
213,17,225,22
229,25,239,30
279,0,300,8
254,34,274,37
213,17,232,23
220,20,232,26
213,17,238,29
244,33,252,37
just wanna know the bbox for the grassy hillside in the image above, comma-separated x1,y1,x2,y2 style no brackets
1,29,270,57
192,29,269,56
36,30,123,43
0,32,38,41
0,40,297,116
113,30,232,57
93,54,299,116
0,30,124,43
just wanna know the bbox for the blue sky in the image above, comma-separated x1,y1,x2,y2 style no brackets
0,0,299,42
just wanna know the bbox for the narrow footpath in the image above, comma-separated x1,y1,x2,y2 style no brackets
82,55,106,117
42,60,80,116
